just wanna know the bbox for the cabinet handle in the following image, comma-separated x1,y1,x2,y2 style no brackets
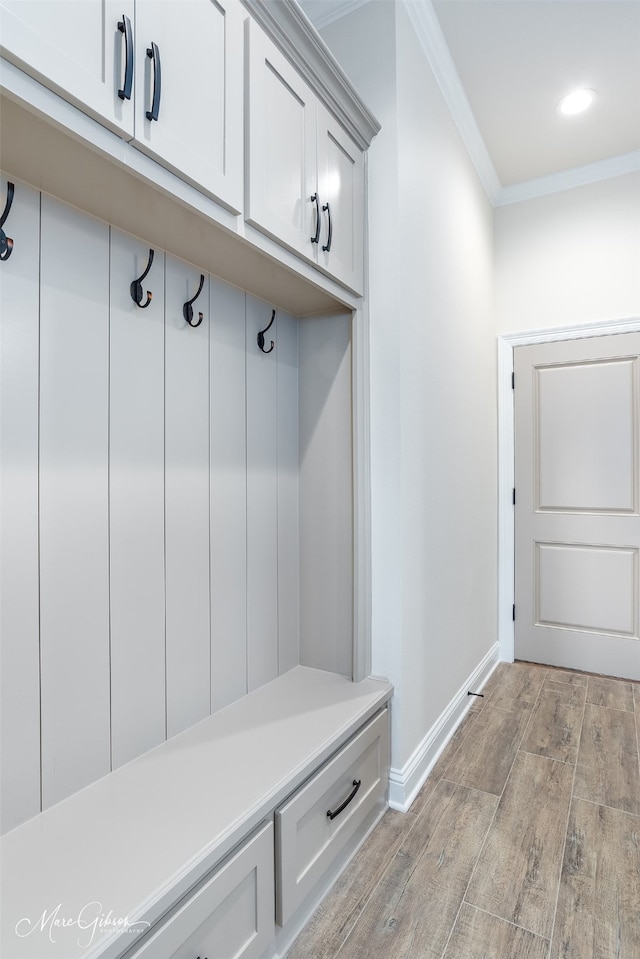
322,201,333,253
310,193,320,244
117,15,133,101
146,42,161,121
0,180,15,261
327,779,361,821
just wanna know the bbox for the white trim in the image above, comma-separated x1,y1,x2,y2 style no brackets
496,151,640,207
403,0,501,204
497,316,640,662
388,643,499,812
310,0,371,31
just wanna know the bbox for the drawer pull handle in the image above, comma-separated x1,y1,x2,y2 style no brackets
117,14,133,101
310,193,321,244
327,779,361,821
146,42,161,121
322,201,332,252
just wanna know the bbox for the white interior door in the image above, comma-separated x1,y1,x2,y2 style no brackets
514,333,640,680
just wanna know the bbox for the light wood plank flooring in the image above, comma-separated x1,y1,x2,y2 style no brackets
288,662,640,959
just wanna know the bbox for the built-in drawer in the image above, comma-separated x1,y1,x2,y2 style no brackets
126,820,274,959
275,707,389,926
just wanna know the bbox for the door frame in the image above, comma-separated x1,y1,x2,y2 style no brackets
497,315,640,664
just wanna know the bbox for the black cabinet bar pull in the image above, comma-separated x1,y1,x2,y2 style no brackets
327,779,361,821
322,200,333,253
0,180,15,261
146,42,161,121
310,193,320,244
117,14,133,101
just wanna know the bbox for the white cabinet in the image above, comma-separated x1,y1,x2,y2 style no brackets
128,821,275,959
133,0,244,211
246,18,365,295
0,0,135,137
275,707,389,926
0,0,244,211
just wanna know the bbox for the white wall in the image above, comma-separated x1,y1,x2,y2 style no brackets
495,172,640,333
322,2,497,784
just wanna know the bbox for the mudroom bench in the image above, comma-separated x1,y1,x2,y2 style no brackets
0,667,392,959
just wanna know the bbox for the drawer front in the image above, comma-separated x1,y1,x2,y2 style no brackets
128,821,274,959
275,708,389,926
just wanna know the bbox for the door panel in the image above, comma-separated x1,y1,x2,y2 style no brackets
316,105,364,295
0,0,135,137
515,333,640,680
134,0,244,211
246,18,317,258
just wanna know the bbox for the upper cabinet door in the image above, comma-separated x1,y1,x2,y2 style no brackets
316,105,364,295
133,0,244,212
246,18,317,260
0,0,135,137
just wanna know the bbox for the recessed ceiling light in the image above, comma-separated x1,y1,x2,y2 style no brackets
557,89,598,116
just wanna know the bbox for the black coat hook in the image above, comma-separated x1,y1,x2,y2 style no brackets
130,249,154,308
257,309,276,354
183,274,205,328
0,181,15,261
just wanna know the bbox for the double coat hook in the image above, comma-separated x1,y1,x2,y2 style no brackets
183,274,205,328
0,181,15,261
257,309,276,354
130,249,154,308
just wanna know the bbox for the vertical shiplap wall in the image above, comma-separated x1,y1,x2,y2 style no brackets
0,177,41,833
109,232,166,769
0,183,306,832
39,195,111,809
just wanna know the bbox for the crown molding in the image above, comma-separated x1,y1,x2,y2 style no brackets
403,0,502,204
241,0,381,150
495,150,640,206
310,0,371,31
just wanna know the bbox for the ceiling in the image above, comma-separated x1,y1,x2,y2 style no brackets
298,0,640,201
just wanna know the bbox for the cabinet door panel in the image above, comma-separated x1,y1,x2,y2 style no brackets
110,231,166,768
246,295,278,691
210,278,247,712
165,256,211,738
0,176,41,833
246,19,317,258
39,195,110,809
316,106,364,295
0,0,134,137
134,0,244,211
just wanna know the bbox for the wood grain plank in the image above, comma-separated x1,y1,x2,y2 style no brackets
331,780,497,959
443,700,532,795
545,668,588,687
443,903,549,959
550,799,640,959
574,703,640,815
635,685,640,768
482,662,547,706
586,675,635,712
287,809,413,959
519,679,586,764
465,751,574,939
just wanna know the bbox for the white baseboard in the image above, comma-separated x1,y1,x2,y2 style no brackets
388,642,499,812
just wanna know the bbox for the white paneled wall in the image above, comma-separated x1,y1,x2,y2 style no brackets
0,179,317,832
109,231,166,769
39,194,111,810
0,176,41,833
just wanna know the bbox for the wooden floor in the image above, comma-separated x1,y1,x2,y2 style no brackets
288,662,640,959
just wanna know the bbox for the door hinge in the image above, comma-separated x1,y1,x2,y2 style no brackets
512,604,516,621
511,371,515,389
512,487,516,505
